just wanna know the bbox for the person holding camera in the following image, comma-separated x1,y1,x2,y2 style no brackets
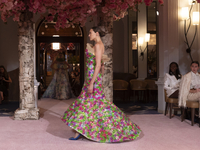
0,66,12,104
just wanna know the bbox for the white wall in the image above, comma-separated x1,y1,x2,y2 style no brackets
157,0,200,113
178,1,200,74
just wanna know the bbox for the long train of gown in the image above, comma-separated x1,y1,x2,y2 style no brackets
62,48,141,143
42,63,73,100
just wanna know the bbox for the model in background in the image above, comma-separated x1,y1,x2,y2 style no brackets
42,52,73,100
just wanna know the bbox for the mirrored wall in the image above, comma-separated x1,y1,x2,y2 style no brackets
147,1,157,79
129,1,158,79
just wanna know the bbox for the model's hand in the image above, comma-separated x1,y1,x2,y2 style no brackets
190,89,198,93
88,83,93,94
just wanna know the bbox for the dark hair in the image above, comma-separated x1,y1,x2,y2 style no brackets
91,26,106,37
0,65,9,79
169,62,181,80
191,61,199,66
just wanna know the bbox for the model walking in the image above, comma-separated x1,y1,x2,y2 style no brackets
62,27,141,142
42,52,73,100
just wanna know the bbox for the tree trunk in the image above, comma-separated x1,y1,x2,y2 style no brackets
97,8,113,102
14,11,39,120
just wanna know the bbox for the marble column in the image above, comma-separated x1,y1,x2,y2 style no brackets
14,11,39,120
101,25,113,102
97,9,113,102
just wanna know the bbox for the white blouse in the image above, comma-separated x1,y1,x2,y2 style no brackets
164,73,181,97
190,71,200,89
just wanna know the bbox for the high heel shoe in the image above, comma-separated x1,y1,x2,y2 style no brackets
69,134,82,140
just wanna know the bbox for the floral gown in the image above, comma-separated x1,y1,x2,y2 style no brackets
42,63,73,100
62,46,141,143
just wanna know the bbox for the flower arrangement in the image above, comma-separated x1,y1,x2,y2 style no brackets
0,0,164,30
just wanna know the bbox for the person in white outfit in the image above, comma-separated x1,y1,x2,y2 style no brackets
164,62,182,98
179,61,200,118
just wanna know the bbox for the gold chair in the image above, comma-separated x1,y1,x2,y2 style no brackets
181,101,199,126
129,80,147,103
113,80,129,102
145,80,158,102
164,90,179,119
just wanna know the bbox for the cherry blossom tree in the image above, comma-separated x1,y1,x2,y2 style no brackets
0,0,164,30
0,0,164,120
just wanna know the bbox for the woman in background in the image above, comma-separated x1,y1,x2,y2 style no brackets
0,66,12,104
179,61,200,118
164,62,182,98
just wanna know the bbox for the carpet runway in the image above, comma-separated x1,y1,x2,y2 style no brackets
0,98,200,150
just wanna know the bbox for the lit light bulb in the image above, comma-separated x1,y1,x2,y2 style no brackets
138,37,144,46
145,33,150,42
193,12,199,25
181,7,189,20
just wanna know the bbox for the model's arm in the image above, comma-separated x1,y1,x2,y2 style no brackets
50,61,58,70
87,44,103,94
64,61,70,69
3,76,12,83
189,89,197,93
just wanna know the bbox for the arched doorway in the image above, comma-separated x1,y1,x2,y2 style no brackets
36,20,84,98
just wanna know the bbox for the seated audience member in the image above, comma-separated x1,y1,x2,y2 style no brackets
164,62,182,98
0,66,12,104
179,61,200,118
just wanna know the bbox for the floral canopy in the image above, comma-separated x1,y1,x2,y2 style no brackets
0,0,163,29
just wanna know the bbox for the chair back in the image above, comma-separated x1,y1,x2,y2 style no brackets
113,80,129,90
129,79,147,90
145,80,158,90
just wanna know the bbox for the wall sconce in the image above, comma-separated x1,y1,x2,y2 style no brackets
182,0,199,61
138,33,150,60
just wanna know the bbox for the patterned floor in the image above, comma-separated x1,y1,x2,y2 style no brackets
114,101,160,115
0,99,159,116
0,101,19,116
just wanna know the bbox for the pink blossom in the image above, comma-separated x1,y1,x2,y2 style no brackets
158,0,164,5
121,3,128,10
0,0,164,29
6,1,14,10
144,0,153,6
13,13,20,21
